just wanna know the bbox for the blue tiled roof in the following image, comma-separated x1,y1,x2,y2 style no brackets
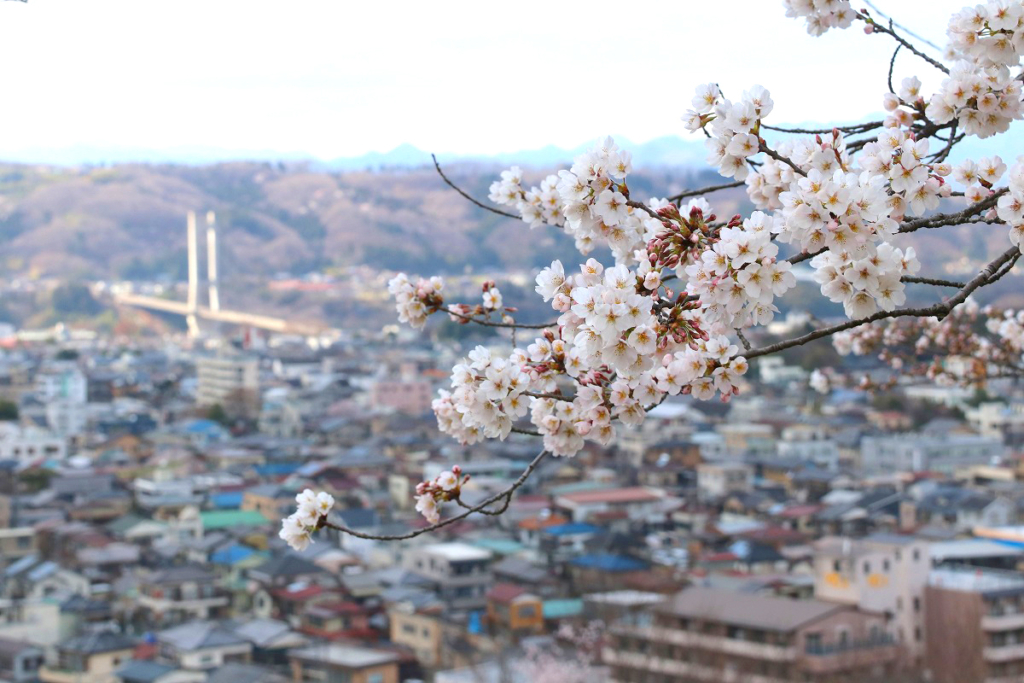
569,553,648,572
543,522,602,537
254,463,301,477
209,492,244,509
210,543,258,566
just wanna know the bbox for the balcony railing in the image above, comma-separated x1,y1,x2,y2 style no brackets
805,634,895,656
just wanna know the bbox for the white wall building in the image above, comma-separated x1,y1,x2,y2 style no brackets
0,423,65,464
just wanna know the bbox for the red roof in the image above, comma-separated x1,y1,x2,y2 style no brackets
557,487,663,505
518,514,569,531
487,583,527,603
775,504,823,518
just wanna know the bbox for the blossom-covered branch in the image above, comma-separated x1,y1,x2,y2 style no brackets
281,0,1024,544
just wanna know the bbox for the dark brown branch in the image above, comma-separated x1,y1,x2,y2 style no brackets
859,13,949,75
762,121,884,136
902,276,965,288
431,153,521,220
749,247,1020,359
322,449,549,540
898,189,1006,234
758,141,806,176
445,307,556,330
668,180,745,203
735,328,752,351
887,44,901,94
627,200,661,220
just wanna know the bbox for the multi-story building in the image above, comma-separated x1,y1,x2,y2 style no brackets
860,433,1004,474
813,534,930,665
403,543,493,611
196,354,259,408
925,566,1024,683
604,587,900,682
696,462,753,500
0,423,65,465
39,631,135,683
288,644,399,683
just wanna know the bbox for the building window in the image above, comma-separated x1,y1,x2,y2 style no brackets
368,675,384,683
913,597,921,613
863,561,871,574
883,559,890,572
913,549,920,561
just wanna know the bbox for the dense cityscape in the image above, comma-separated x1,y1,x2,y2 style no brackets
0,279,1019,683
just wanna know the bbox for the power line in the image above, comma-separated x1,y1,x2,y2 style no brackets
863,0,944,52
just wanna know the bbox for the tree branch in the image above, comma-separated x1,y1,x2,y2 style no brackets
758,141,806,176
667,180,746,203
860,13,949,75
322,449,549,540
749,247,1020,359
431,153,521,220
445,307,556,330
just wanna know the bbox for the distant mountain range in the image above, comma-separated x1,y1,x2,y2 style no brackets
4,116,1021,170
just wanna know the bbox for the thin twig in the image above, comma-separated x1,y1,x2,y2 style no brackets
668,180,746,203
446,308,556,330
859,13,949,75
762,121,884,136
322,449,549,540
431,153,520,220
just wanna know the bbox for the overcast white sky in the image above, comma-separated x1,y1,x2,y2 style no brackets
0,0,962,161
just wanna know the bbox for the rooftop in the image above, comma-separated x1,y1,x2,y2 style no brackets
656,587,846,632
929,567,1024,594
556,486,664,505
289,643,400,668
418,542,492,562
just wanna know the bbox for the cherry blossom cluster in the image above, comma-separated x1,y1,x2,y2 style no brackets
414,467,468,525
946,2,1024,69
488,166,565,229
811,244,920,318
683,212,797,328
860,128,951,217
783,0,855,36
432,345,531,444
279,489,335,551
926,60,1023,138
995,159,1024,252
684,84,774,181
387,274,444,329
488,138,661,264
831,298,1024,386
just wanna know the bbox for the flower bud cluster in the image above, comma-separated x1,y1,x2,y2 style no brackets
387,274,444,329
414,466,467,525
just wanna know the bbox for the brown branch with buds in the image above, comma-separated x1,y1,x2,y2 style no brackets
431,153,521,219
749,247,1021,359
322,449,549,541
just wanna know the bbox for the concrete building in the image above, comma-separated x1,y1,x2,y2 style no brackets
604,587,900,682
196,354,259,408
0,423,65,465
403,543,493,611
0,637,44,683
925,567,1024,683
369,377,433,415
288,644,399,683
860,433,1004,474
554,486,669,523
813,534,930,665
968,401,1024,446
697,462,753,500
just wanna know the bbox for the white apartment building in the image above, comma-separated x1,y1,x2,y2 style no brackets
860,433,1004,474
0,423,65,464
814,534,931,666
196,354,259,407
